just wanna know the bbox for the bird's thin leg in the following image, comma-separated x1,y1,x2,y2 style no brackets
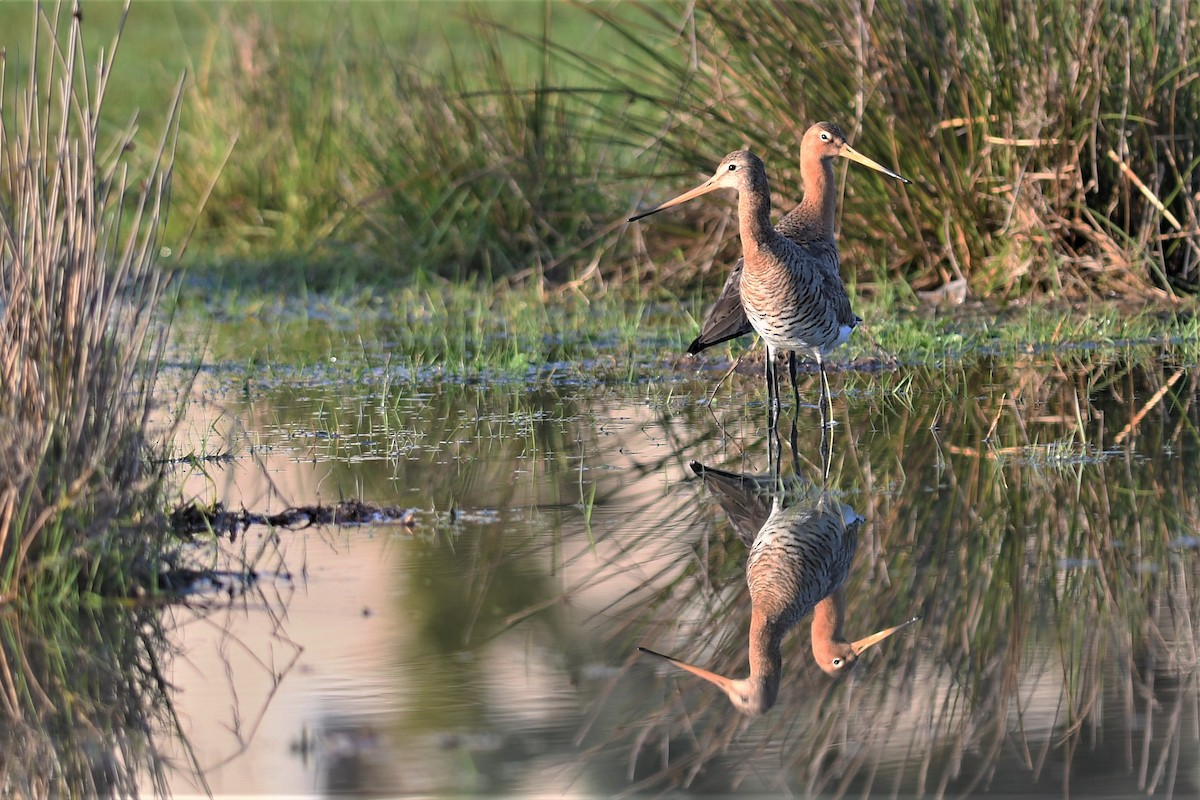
817,356,834,481
789,412,800,474
786,351,801,465
789,415,803,477
769,415,783,489
765,345,781,475
820,407,834,486
768,347,782,422
788,352,800,412
819,357,834,430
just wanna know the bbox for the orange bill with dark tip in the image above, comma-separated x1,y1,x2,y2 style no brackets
849,615,921,656
839,144,911,185
628,173,727,222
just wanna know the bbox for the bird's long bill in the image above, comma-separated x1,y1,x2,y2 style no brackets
638,646,737,692
628,175,724,222
849,616,920,655
840,145,912,185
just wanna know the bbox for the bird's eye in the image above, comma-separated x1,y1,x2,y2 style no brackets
727,164,737,171
831,657,843,667
820,132,830,141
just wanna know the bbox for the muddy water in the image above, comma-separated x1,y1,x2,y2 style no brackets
139,344,1200,797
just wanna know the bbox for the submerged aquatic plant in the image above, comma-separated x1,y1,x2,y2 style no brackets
0,3,181,599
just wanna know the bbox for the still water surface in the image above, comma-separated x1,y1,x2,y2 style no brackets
136,342,1200,797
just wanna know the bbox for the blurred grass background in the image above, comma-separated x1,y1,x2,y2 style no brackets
2,0,1196,299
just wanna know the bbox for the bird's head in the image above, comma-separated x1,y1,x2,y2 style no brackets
813,616,921,677
628,150,765,222
804,121,910,184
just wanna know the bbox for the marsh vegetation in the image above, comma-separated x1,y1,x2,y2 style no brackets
0,4,180,602
2,1,1200,797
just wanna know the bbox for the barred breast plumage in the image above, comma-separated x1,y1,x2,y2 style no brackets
684,123,906,367
632,124,909,439
745,495,860,631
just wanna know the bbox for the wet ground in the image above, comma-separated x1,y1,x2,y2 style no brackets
42,316,1200,797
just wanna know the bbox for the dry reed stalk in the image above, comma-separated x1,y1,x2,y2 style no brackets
0,1,182,596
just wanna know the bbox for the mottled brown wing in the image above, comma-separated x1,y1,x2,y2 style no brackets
688,205,815,356
809,240,859,330
687,259,755,355
690,460,773,547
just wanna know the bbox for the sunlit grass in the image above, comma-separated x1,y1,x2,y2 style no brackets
174,281,690,385
158,1,646,282
6,1,1194,303
574,0,1200,298
173,275,1200,389
6,2,1192,302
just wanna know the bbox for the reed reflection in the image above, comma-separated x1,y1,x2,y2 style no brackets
0,606,178,797
639,432,918,715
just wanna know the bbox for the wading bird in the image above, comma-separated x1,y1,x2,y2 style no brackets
638,461,917,715
631,123,909,430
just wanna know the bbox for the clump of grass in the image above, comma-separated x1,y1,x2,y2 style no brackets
173,5,376,285
0,4,180,599
568,1,1200,299
172,4,638,288
357,9,630,284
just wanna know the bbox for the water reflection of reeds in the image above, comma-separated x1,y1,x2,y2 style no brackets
0,607,180,798
169,354,1200,796
571,358,1200,797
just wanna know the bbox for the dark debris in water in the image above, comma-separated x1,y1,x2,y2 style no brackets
171,498,417,539
157,566,263,597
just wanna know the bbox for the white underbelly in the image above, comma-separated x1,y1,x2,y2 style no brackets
749,314,855,358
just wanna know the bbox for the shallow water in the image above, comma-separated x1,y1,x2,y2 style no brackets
123,337,1200,797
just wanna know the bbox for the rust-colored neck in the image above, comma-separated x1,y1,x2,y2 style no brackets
736,164,776,258
796,152,837,240
746,604,782,707
810,586,846,660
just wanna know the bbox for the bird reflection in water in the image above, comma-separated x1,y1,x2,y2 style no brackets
640,458,918,716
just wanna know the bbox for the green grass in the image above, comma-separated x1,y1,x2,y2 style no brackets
0,2,647,286
174,280,697,387
12,2,1192,300
167,0,646,283
0,2,619,129
170,275,1200,401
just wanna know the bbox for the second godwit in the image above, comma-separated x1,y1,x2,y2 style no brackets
632,123,909,426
